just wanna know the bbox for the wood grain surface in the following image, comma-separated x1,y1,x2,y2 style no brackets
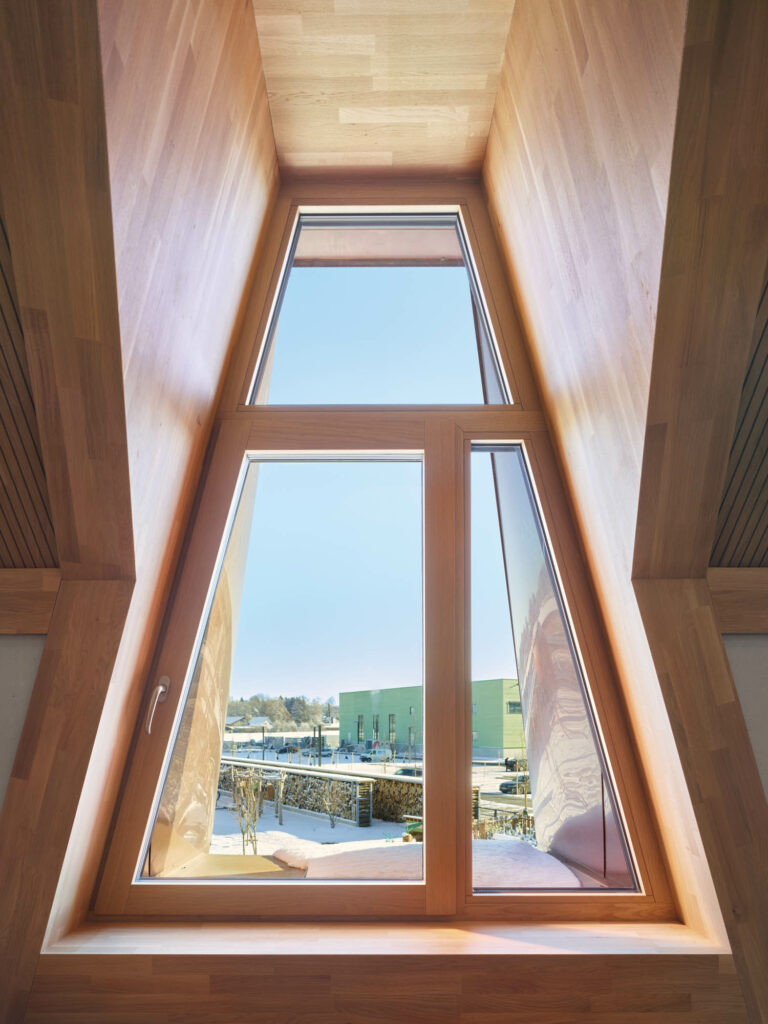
0,568,60,634
28,949,746,1023
707,567,768,633
251,0,515,172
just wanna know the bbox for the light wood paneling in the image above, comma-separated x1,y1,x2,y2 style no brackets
707,567,768,634
0,0,134,582
483,0,718,937
251,0,515,172
0,209,57,570
635,3,768,580
0,579,132,1023
45,0,279,946
634,579,768,1024
0,569,60,634
712,277,768,566
28,948,746,1023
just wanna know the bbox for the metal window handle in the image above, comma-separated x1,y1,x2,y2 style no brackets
145,676,170,735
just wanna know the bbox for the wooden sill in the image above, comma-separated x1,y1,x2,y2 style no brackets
43,921,728,958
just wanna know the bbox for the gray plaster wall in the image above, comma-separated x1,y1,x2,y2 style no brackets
723,634,768,801
0,635,45,812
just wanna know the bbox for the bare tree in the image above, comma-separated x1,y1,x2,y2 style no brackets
323,779,337,829
229,767,261,855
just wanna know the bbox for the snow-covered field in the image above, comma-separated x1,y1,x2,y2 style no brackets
211,803,580,887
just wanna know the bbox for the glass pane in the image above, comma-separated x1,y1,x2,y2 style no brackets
249,214,509,405
143,459,424,881
470,447,636,890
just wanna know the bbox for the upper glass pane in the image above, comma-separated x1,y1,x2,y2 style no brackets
249,213,509,405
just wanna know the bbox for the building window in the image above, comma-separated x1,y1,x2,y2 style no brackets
94,189,667,922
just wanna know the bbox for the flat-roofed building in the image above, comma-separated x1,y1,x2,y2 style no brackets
339,679,525,759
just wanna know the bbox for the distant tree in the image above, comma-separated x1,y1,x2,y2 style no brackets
264,697,294,731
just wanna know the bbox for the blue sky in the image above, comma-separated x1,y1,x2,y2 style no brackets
228,262,517,701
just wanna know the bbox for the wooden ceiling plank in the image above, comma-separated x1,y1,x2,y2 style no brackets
634,1,768,580
252,0,514,172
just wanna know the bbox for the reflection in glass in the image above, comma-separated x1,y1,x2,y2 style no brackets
470,447,636,890
143,459,424,882
249,214,508,405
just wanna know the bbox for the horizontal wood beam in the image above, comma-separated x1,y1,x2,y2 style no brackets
707,568,768,633
0,569,60,634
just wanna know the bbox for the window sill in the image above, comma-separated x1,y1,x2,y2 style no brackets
43,920,728,958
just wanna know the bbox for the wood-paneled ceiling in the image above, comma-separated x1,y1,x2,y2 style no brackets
251,0,515,172
712,276,768,567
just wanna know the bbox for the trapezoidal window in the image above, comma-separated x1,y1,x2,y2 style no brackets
248,213,510,405
95,200,667,919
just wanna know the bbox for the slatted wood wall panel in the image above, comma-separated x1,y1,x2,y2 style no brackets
0,209,57,569
29,953,747,1023
251,0,515,172
712,276,768,566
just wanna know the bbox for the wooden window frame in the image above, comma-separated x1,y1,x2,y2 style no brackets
93,181,675,924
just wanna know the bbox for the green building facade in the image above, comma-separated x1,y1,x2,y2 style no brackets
338,679,524,758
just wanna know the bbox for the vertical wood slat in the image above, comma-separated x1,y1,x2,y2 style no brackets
424,418,463,915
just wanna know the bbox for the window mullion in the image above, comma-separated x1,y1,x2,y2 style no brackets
423,417,465,915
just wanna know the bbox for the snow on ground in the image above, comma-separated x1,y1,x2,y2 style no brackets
211,804,406,855
211,803,580,887
471,834,580,888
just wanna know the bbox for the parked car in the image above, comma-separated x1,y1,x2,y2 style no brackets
359,748,393,763
278,744,300,754
499,773,529,795
394,767,422,777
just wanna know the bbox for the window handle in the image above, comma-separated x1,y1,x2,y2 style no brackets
145,677,170,735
